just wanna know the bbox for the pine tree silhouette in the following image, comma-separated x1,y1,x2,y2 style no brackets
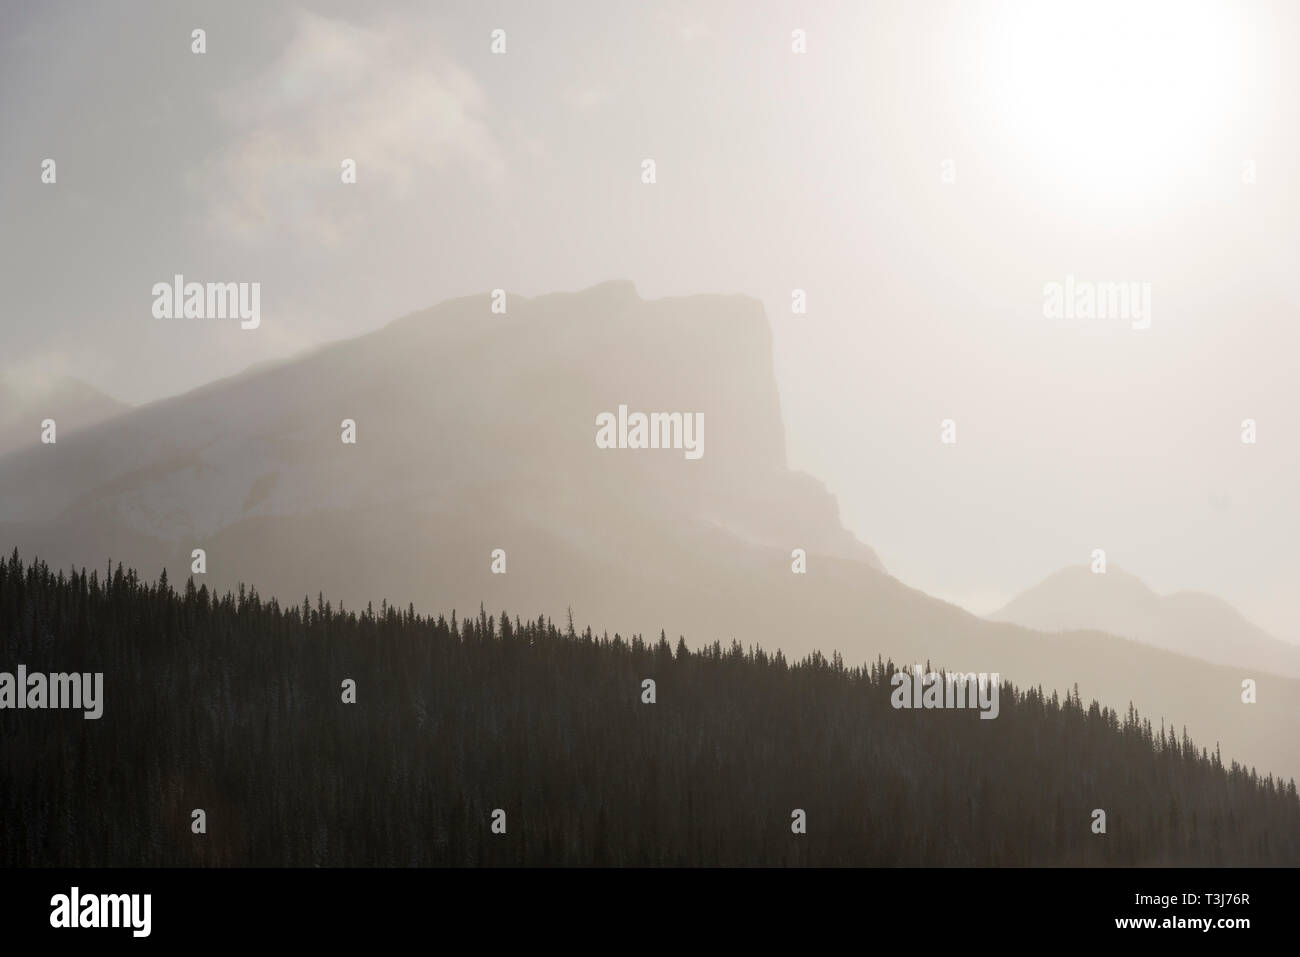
0,550,1296,866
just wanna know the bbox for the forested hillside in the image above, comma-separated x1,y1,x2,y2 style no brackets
1,550,1296,866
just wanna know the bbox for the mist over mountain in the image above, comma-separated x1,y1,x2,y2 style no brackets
0,281,878,574
991,565,1300,679
0,375,129,457
0,283,1296,785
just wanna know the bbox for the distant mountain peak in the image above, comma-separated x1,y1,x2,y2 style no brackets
582,278,639,299
0,374,130,458
991,564,1300,678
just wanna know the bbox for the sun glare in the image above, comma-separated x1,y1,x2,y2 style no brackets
974,0,1253,204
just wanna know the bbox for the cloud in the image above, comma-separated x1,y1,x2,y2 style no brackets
196,9,503,244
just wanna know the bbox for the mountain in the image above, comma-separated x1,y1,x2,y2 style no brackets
990,566,1300,679
0,374,130,457
0,280,880,581
0,281,1297,785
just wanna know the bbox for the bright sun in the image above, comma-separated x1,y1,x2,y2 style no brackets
973,0,1257,204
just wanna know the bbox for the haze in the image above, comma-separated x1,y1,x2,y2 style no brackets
1,0,1296,640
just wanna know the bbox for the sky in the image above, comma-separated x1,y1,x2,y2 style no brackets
1,0,1297,637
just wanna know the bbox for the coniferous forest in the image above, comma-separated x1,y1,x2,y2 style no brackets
1,550,1297,867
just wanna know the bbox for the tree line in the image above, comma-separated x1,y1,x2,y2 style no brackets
1,549,1296,866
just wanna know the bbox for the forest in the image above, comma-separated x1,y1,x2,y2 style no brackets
1,549,1297,866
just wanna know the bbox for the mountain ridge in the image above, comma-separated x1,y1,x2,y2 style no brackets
990,564,1300,678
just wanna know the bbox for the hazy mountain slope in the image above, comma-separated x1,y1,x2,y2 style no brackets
0,282,1295,784
0,281,878,569
0,375,130,457
990,565,1300,678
